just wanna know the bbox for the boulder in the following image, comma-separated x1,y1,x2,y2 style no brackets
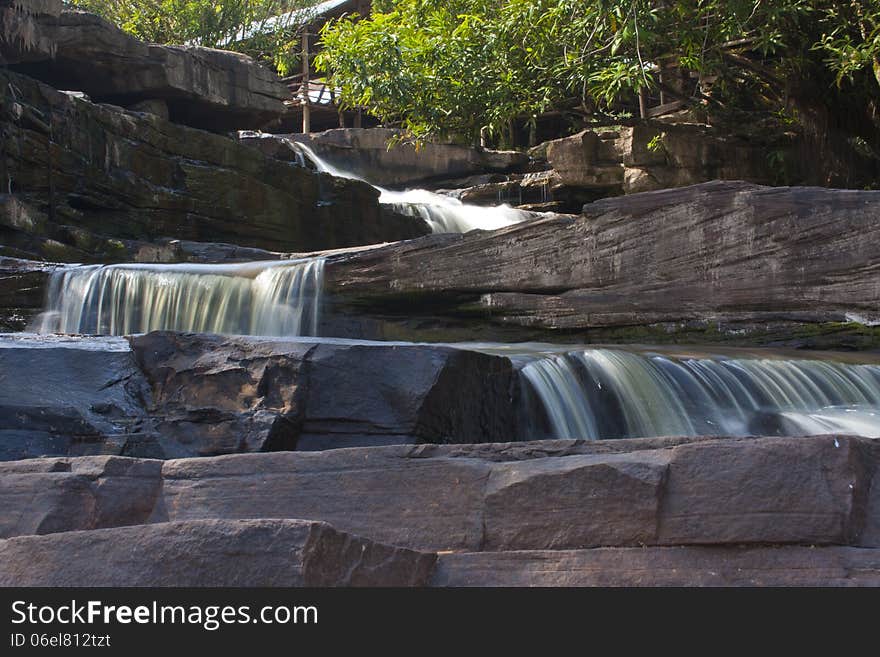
0,332,519,459
0,334,156,460
0,4,291,131
320,182,880,347
0,519,435,586
431,546,880,586
540,123,795,195
4,435,875,555
0,455,162,538
248,128,530,186
0,68,429,262
129,331,519,455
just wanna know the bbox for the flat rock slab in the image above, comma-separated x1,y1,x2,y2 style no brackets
0,519,435,586
1,5,290,131
3,435,876,553
431,546,880,586
323,182,880,341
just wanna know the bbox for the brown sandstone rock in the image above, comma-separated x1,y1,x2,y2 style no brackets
321,181,880,342
0,519,435,586
4,435,874,554
431,546,880,586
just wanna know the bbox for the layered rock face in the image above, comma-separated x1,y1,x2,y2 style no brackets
539,123,795,197
0,332,519,460
320,181,880,347
258,128,530,186
0,69,429,262
1,434,878,585
0,1,290,131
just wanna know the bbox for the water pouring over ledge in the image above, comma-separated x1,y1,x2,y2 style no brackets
518,348,880,440
284,139,534,234
36,258,325,337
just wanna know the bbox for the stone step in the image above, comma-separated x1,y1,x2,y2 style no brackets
0,519,435,587
2,435,877,552
431,546,880,586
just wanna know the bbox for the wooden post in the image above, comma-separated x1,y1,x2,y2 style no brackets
659,69,667,105
301,30,311,134
638,87,648,119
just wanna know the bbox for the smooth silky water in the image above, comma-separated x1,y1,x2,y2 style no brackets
515,347,880,440
35,258,325,336
285,140,535,233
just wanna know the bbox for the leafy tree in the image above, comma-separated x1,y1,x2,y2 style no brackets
316,0,880,163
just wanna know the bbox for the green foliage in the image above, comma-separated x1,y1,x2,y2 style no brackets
316,1,880,144
67,0,320,72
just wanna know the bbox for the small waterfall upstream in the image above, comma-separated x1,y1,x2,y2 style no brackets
519,348,880,440
36,258,325,337
287,140,533,233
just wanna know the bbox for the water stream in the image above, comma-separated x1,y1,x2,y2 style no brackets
287,140,534,233
36,258,325,337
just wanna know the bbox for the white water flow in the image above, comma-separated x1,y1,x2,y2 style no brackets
36,258,325,336
520,349,880,440
287,140,533,233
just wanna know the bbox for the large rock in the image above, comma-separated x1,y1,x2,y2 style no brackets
254,128,530,186
3,435,876,554
320,182,880,346
0,455,161,538
0,3,290,131
540,123,795,195
0,335,155,460
129,332,519,454
0,519,435,586
431,546,880,586
0,68,429,262
0,332,519,459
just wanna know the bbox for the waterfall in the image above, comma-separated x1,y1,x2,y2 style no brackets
286,140,533,234
36,258,325,337
520,349,880,440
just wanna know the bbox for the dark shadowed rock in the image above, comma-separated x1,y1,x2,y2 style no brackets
321,182,880,345
0,69,428,262
0,256,60,330
0,4,290,131
0,519,435,586
129,332,519,455
0,332,520,459
431,546,880,586
0,335,156,460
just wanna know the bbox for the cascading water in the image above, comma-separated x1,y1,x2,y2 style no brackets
36,258,325,337
519,348,880,440
286,140,533,233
